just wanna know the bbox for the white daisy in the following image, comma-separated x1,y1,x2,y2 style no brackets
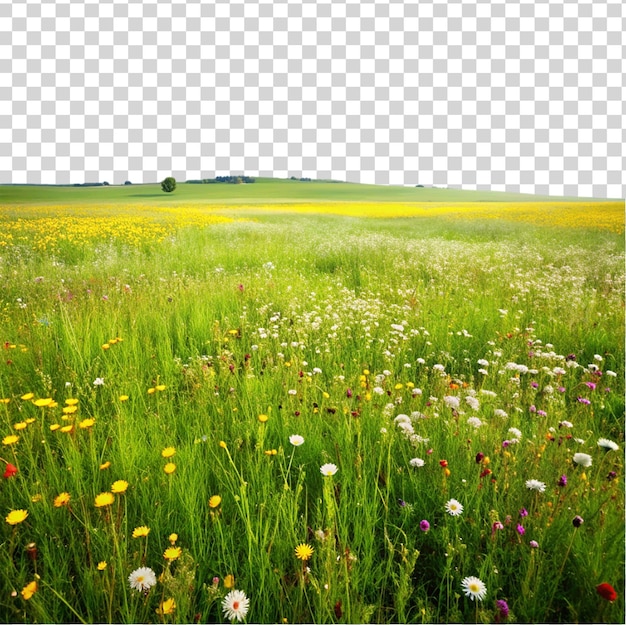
409,458,425,468
461,575,487,601
128,567,157,592
597,438,619,452
320,463,338,476
221,589,250,622
467,417,482,429
573,452,592,467
445,498,463,516
525,479,546,492
289,434,304,447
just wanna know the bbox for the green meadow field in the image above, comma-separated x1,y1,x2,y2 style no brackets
0,180,624,623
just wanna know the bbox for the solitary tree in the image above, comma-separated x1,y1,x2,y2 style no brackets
161,177,176,193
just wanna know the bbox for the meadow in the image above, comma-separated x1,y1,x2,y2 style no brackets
0,181,624,624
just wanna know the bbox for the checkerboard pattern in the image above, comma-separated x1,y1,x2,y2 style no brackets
1,0,624,198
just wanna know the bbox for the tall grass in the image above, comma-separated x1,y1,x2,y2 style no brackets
0,211,623,623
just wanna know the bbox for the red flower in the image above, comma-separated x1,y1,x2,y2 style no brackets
439,460,448,467
596,582,617,602
3,463,18,478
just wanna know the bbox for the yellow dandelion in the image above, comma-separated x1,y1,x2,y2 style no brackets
156,598,176,616
2,434,19,445
111,480,128,494
20,393,34,401
20,580,37,600
168,533,178,544
119,395,129,402
209,495,222,509
223,574,235,589
295,543,314,561
147,388,156,394
59,425,74,434
0,398,10,404
258,414,269,423
219,441,227,449
53,492,71,508
94,492,115,508
31,494,42,503
49,424,60,431
102,344,110,350
63,405,78,414
99,461,111,470
25,418,35,424
65,398,79,406
79,418,95,429
163,546,181,561
48,401,58,408
97,561,108,571
164,463,176,475
33,398,53,407
6,509,28,525
132,526,150,538
155,384,166,391
13,422,27,431
161,446,176,458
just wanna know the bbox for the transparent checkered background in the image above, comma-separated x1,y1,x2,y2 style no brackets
1,0,624,198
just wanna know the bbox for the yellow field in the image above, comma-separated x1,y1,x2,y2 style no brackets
0,200,623,252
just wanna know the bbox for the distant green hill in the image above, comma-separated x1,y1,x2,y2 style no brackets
0,177,617,206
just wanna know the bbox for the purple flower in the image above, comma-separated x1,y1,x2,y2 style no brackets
475,452,485,463
502,440,510,448
529,405,537,413
346,388,353,398
419,520,430,532
558,474,567,487
577,397,591,405
572,515,584,528
491,521,504,536
566,354,576,361
607,471,617,481
519,508,528,518
397,499,406,508
537,410,547,417
516,524,525,536
495,599,509,619
558,386,566,393
531,381,539,389
529,540,539,548
585,382,596,390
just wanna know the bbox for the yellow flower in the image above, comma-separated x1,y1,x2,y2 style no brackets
119,395,129,402
169,533,178,544
111,480,128,494
156,598,176,615
59,425,74,434
63,405,78,414
223,574,235,589
13,422,27,430
394,383,403,390
295,543,314,561
20,393,34,401
25,418,35,424
97,561,108,571
65,398,79,406
31,494,42,503
155,384,166,391
99,461,111,470
102,344,110,350
264,449,277,456
33,398,53,407
258,414,269,423
161,447,176,458
164,463,176,475
147,388,156,394
209,495,222,508
2,435,19,446
20,580,37,600
54,492,71,508
94,492,115,508
79,418,95,429
132,526,150,538
49,423,60,432
6,509,28,525
163,546,181,561
0,398,10,404
219,441,227,449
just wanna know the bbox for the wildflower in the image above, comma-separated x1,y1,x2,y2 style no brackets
13,422,27,430
529,540,539,548
132,526,150,538
525,479,546,492
475,452,484,464
164,546,181,561
467,417,482,428
258,414,268,423
577,397,591,405
54,492,71,507
169,533,178,544
99,461,111,470
209,495,222,508
295,543,314,561
161,446,176,458
164,463,176,474
607,471,617,481
119,395,129,401
573,453,592,467
78,418,95,429
516,524,525,536
461,576,487,601
224,574,235,589
97,561,108,570
492,521,504,536
572,515,584,528
289,434,304,446
419,520,430,532
495,599,509,619
596,582,617,602
320,463,338,476
222,589,250,622
445,499,463,516
439,459,448,467
6,509,28,525
219,441,227,449
59,424,74,433
111,480,128,494
559,420,573,429
597,438,619,452
21,393,35,400
20,581,37,600
128,567,157,592
93,378,105,386
519,508,528,517
2,434,19,446
3,463,18,478
409,458,425,468
156,598,176,615
94,492,115,508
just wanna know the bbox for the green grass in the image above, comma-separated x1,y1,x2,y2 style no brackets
0,202,623,624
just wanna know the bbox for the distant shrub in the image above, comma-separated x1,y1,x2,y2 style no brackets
161,177,177,193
